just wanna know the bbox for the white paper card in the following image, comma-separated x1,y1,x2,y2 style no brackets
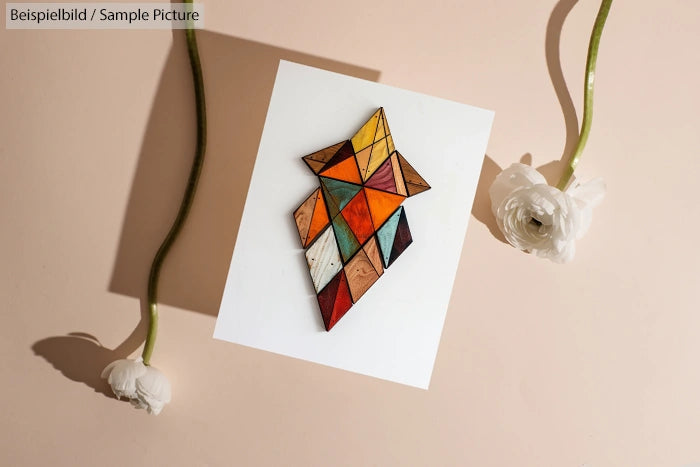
214,60,494,389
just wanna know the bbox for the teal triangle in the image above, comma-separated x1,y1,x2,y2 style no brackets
332,215,361,263
322,183,340,218
320,177,361,212
376,207,403,268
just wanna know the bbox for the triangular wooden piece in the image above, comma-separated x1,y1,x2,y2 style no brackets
406,182,431,197
350,109,382,153
365,157,398,194
320,149,362,184
332,214,361,264
387,207,413,267
302,141,346,174
396,152,430,196
389,152,407,196
317,270,343,329
362,236,384,277
305,191,330,247
364,137,390,181
344,248,380,303
320,177,362,213
364,187,405,231
305,227,342,293
340,190,374,245
325,270,353,331
375,207,402,268
293,189,319,247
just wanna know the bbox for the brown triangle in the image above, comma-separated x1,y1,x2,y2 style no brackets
396,152,430,195
406,182,431,197
302,141,346,174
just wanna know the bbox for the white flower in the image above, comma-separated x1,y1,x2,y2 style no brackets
101,358,147,399
489,163,605,263
129,366,172,415
101,358,171,415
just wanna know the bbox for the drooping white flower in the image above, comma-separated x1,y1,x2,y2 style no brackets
489,163,605,263
101,358,171,415
129,366,172,415
101,358,147,399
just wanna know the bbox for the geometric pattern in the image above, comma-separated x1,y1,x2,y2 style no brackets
293,108,430,330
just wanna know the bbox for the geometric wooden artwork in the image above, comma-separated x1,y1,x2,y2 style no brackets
293,108,430,330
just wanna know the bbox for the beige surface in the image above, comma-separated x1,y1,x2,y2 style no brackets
2,1,700,465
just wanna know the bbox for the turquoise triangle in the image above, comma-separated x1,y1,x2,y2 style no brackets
376,207,403,268
320,177,361,212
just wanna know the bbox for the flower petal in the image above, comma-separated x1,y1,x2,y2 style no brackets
567,177,606,208
489,163,547,215
134,366,172,415
101,359,147,399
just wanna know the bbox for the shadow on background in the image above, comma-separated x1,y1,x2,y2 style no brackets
33,31,380,396
471,0,581,237
109,31,380,317
32,333,122,399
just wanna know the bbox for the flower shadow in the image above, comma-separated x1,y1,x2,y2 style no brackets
32,300,151,399
32,333,123,399
470,0,581,239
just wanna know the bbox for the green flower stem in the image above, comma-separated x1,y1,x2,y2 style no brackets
142,2,206,366
556,0,612,191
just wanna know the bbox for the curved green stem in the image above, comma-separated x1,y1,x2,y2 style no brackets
142,2,206,365
556,0,612,191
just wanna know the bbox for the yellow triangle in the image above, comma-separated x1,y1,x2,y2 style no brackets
375,112,386,141
351,109,381,153
364,137,390,181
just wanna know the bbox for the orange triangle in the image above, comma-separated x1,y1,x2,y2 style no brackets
364,187,405,230
305,193,330,247
319,155,362,184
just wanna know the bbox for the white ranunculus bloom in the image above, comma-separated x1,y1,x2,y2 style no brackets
129,366,172,415
101,358,147,399
101,358,171,415
489,163,605,263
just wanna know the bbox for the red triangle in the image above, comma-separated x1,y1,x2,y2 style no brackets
326,271,353,330
317,271,342,329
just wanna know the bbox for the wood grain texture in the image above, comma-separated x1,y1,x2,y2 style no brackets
293,188,319,247
305,226,342,292
389,152,407,196
303,141,346,173
365,157,397,193
364,187,405,230
344,248,380,303
306,190,329,247
396,152,430,195
365,137,390,181
376,206,402,268
350,108,381,153
362,236,384,277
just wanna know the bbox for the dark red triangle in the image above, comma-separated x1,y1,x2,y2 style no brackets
322,140,356,172
387,207,413,267
317,271,343,329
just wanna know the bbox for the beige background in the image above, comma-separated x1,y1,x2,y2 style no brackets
2,0,700,465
